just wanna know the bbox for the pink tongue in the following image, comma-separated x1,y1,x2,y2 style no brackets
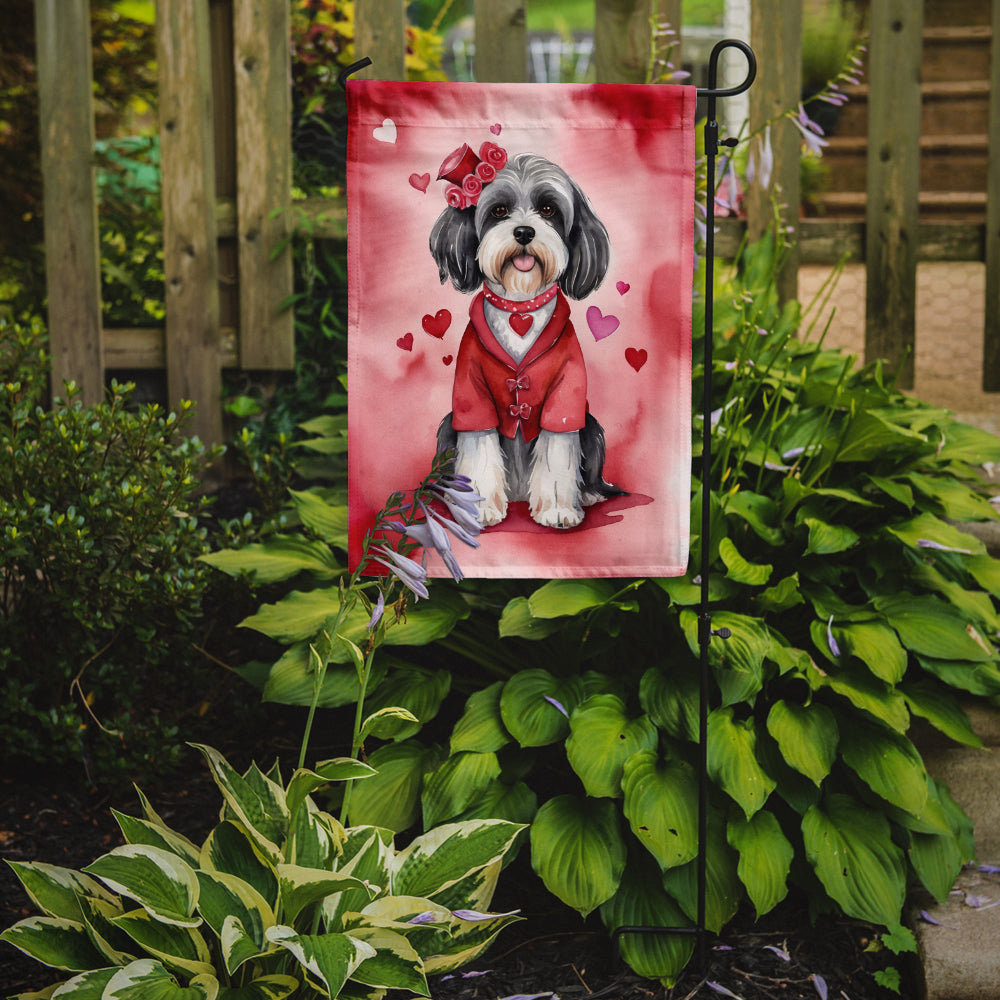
512,254,535,272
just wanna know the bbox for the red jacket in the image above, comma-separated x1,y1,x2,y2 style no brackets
451,289,588,442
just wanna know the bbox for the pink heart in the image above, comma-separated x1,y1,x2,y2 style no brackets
409,172,430,193
509,313,533,336
625,347,647,372
397,332,414,351
422,309,451,338
443,354,454,366
490,123,502,135
586,306,620,341
616,281,630,295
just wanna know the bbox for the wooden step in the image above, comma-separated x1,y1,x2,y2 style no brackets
922,25,992,83
812,190,987,222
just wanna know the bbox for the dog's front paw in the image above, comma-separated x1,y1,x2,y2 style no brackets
478,491,508,526
530,498,583,529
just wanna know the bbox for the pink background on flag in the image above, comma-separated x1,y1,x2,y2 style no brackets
347,81,695,578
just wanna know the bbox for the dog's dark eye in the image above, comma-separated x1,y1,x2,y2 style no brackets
490,205,509,219
538,204,555,218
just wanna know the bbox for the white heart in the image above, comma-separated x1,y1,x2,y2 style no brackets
373,118,397,143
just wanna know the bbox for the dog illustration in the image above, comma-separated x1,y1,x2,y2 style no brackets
429,142,625,528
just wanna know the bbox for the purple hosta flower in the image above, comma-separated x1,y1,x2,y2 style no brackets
441,970,493,982
827,615,842,657
812,974,828,1000
496,994,557,1000
917,538,973,555
369,543,429,600
763,944,790,962
715,158,741,215
919,909,958,929
544,695,569,718
367,590,385,631
746,124,774,190
791,104,829,156
451,908,521,921
706,983,742,999
429,479,485,538
979,864,1000,874
407,911,438,925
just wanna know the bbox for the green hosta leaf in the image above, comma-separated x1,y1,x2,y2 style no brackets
453,779,538,827
935,421,1000,464
835,621,907,684
639,663,698,743
906,472,998,522
874,594,995,662
216,975,299,1000
346,926,428,994
661,810,741,933
83,846,200,928
499,670,584,747
362,667,451,740
0,916,107,971
347,740,442,832
565,695,658,798
103,959,218,1000
707,708,776,819
111,908,214,978
200,822,278,910
5,862,118,923
901,680,982,748
835,410,927,463
718,537,772,585
916,655,1000,697
655,573,737,606
265,926,375,997
392,820,524,901
112,812,201,868
808,660,910,732
680,610,770,706
288,489,349,546
886,512,985,556
966,553,1000,597
909,827,965,905
277,865,374,925
527,579,617,618
421,751,502,828
200,535,342,584
195,871,273,974
450,682,511,754
911,562,1000,633
727,811,793,917
724,490,784,545
359,706,421,743
530,795,626,917
599,853,694,987
866,474,914,509
765,700,838,786
260,643,387,709
755,573,804,614
621,751,698,871
802,517,859,556
802,793,906,926
839,718,929,816
497,596,565,639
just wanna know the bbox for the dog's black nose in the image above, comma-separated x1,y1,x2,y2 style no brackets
513,226,534,246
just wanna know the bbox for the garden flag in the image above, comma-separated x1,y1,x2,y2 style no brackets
347,81,696,578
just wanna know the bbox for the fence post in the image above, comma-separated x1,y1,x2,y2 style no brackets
474,0,527,82
594,0,652,84
355,0,407,80
157,0,223,445
746,0,801,305
983,0,1000,390
233,0,294,370
34,0,104,405
864,0,923,389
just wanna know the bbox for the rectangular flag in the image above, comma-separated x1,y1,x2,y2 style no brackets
347,81,695,578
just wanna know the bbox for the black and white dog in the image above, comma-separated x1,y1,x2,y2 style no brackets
430,147,624,528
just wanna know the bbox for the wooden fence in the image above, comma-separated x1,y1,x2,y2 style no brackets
33,0,1000,445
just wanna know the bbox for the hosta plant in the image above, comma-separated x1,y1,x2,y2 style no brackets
1,744,523,999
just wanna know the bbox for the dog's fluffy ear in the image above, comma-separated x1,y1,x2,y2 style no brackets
429,207,481,293
561,183,611,299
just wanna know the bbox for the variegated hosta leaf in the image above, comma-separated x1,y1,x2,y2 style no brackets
110,908,214,979
621,751,699,871
344,926,429,995
347,740,442,833
565,695,658,799
391,820,524,901
529,795,626,917
0,916,107,972
195,871,274,974
214,975,299,1000
323,829,393,931
421,906,522,975
285,760,375,824
190,745,287,863
499,669,585,747
450,681,511,754
727,810,793,917
265,926,375,998
706,707,776,819
765,700,838,786
102,958,218,999
77,894,136,966
83,846,200,928
599,853,694,987
802,793,906,926
288,802,344,870
277,865,375,925
420,751,501,829
838,718,929,817
4,862,118,922
46,966,118,997
200,822,278,910
112,811,202,868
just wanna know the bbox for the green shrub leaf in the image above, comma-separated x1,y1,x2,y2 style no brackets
200,536,342,584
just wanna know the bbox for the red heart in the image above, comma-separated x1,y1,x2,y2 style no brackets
397,332,414,351
409,172,430,193
625,347,647,372
509,313,533,336
422,309,451,338
443,355,454,366
490,123,502,135
616,280,630,295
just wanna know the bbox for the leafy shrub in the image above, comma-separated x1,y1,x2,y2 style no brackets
1,743,524,998
212,234,1000,985
0,317,220,783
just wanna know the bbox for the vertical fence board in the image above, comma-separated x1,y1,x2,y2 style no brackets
233,0,294,369
594,0,652,84
864,0,923,389
983,0,1000,389
355,0,406,80
157,0,223,444
34,0,103,404
474,0,527,82
746,0,801,304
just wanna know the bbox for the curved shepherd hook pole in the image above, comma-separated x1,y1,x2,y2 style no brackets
337,57,373,89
